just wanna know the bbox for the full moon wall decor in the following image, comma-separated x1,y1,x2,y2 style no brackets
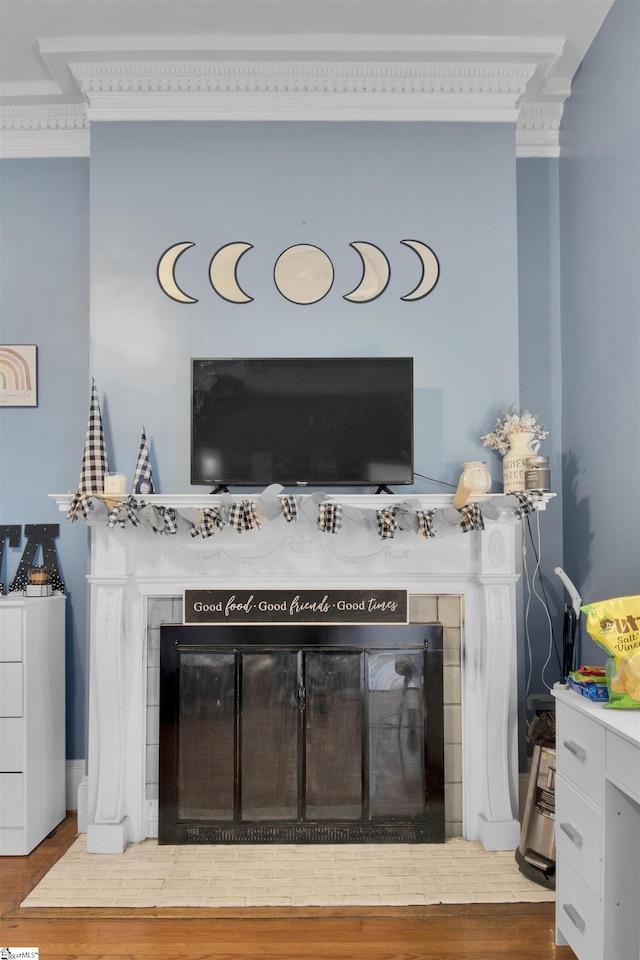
274,245,334,304
156,240,439,305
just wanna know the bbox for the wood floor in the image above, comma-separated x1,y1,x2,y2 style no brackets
1,814,577,960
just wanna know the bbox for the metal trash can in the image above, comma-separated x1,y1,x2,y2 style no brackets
515,696,556,889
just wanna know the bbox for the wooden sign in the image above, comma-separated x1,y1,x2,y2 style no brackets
184,589,408,625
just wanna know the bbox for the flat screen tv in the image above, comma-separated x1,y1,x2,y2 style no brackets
191,357,414,488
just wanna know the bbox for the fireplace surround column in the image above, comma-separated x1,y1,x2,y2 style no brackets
85,580,130,852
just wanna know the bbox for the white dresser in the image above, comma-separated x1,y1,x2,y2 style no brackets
0,595,66,855
554,686,640,960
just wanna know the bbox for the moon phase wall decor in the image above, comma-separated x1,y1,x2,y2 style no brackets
157,242,199,303
400,240,440,300
209,242,254,303
273,244,334,304
343,242,390,303
156,240,439,303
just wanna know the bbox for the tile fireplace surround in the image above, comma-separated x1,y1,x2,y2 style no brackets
52,492,549,856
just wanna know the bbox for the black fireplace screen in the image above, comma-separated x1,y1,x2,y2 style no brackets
159,623,444,843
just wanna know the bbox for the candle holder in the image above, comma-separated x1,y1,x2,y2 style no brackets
26,566,53,596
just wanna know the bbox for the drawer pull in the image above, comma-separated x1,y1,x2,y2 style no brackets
563,903,586,934
560,821,584,849
563,739,587,762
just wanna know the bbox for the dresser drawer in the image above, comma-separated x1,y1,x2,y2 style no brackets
0,718,23,770
0,662,24,716
0,607,23,660
607,731,640,803
0,772,24,827
557,702,605,805
557,857,604,960
0,628,22,662
556,773,603,897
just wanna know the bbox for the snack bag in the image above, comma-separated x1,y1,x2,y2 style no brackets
582,595,640,708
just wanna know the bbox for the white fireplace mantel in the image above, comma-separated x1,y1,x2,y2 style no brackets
51,491,553,854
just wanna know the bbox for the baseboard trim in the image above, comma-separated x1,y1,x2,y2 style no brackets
65,759,85,811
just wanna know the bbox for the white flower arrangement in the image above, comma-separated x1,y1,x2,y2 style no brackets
481,405,549,456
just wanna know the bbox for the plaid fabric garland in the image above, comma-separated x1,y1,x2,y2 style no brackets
416,509,435,539
106,497,142,530
132,427,155,495
280,495,298,523
513,492,540,518
317,502,342,534
68,379,109,522
228,500,260,532
158,507,178,535
190,507,226,538
376,506,398,539
459,504,485,533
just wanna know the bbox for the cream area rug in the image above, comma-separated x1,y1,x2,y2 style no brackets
22,837,554,909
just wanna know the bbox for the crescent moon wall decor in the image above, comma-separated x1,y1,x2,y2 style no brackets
274,244,334,304
400,240,440,301
209,242,254,303
343,242,390,303
157,242,199,303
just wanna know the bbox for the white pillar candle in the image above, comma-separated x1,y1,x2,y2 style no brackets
104,473,127,495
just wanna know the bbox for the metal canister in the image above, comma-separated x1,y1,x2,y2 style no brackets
524,456,550,492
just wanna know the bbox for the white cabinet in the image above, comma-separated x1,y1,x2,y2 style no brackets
554,687,640,960
0,595,66,855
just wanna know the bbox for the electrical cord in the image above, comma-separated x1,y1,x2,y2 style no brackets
522,528,534,701
526,514,563,678
414,472,458,489
522,512,563,707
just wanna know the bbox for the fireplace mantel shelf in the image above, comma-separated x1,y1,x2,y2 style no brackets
50,491,554,511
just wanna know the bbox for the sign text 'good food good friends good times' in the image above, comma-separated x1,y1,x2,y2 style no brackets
184,589,408,624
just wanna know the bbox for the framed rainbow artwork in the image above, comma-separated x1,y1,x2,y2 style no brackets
0,344,37,407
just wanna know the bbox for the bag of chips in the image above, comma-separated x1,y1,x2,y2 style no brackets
581,595,640,708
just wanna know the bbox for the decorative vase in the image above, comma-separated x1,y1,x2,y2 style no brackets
502,432,538,493
459,461,492,495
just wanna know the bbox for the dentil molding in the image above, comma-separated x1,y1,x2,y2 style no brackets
0,33,570,157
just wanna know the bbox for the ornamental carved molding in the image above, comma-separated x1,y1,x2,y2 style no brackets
69,60,537,97
0,41,568,157
0,104,90,157
0,103,88,131
516,99,566,157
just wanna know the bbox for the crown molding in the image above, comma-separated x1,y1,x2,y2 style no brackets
0,33,572,157
516,100,565,158
69,59,538,123
0,104,89,158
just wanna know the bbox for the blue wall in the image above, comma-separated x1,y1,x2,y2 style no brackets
89,121,520,493
559,0,640,662
0,158,90,758
516,158,565,709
